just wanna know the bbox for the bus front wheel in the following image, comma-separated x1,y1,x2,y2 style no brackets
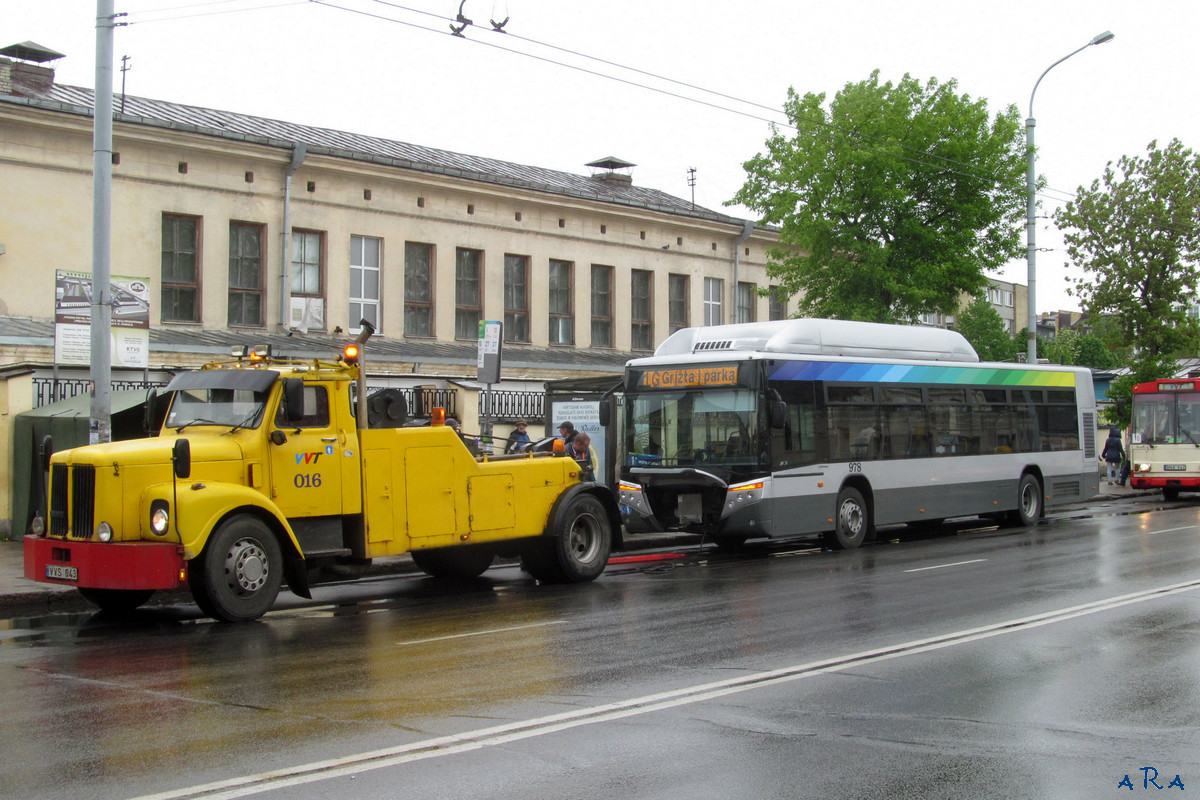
1017,473,1043,526
828,487,872,550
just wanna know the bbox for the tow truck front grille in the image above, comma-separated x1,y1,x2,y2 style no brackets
48,463,96,539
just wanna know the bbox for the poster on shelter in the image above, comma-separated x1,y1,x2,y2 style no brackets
551,399,606,484
54,270,151,368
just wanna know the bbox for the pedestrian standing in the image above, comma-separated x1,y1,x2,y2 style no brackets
1101,427,1124,485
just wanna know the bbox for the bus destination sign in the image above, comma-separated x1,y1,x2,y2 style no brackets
1158,382,1195,392
637,365,739,389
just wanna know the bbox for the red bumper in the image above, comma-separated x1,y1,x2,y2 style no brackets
1131,477,1200,489
24,536,188,591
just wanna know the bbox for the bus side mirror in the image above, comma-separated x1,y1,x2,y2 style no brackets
173,438,191,479
282,378,305,423
598,403,610,427
1116,398,1127,417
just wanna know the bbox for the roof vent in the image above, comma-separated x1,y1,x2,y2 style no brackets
586,156,635,186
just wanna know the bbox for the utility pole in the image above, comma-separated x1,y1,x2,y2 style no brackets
119,54,130,114
91,0,117,444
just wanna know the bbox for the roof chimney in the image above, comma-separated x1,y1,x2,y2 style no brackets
0,41,63,98
586,156,636,186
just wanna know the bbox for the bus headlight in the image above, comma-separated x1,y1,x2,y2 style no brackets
97,522,114,542
150,501,170,535
724,481,765,514
1135,463,1150,473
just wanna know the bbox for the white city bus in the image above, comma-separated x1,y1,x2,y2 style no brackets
614,319,1098,548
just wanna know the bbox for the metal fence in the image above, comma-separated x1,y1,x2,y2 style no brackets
33,377,165,407
479,389,545,422
32,376,548,423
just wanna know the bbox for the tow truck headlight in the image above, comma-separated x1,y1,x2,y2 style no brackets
97,522,114,542
150,501,170,535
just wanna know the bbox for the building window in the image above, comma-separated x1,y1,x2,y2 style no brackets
549,259,574,345
349,234,381,333
669,274,689,333
455,248,482,340
404,242,433,337
162,214,200,322
703,277,723,326
228,222,263,327
504,254,529,343
736,281,756,324
768,285,787,321
631,269,653,350
591,264,613,348
291,230,323,297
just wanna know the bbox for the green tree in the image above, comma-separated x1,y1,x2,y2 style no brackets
732,71,1027,323
955,295,1017,361
1055,138,1200,374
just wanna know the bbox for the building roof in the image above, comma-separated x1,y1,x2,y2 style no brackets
0,316,631,373
0,80,755,229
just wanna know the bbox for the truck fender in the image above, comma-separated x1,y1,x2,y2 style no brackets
543,483,624,552
148,482,309,595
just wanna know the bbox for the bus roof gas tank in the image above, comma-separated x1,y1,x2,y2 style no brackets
655,319,979,363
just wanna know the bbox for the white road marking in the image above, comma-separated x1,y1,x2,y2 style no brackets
1146,525,1198,535
904,558,987,573
127,579,1200,800
396,620,567,646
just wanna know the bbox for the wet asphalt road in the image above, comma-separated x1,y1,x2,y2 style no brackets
2,502,1199,800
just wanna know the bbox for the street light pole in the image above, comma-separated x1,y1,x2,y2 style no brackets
1025,29,1115,364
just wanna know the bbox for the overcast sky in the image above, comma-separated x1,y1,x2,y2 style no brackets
5,0,1198,314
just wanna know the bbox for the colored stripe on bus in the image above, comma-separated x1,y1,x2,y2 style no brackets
767,361,1075,387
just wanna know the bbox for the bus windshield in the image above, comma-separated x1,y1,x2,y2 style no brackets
1132,390,1200,445
625,388,763,470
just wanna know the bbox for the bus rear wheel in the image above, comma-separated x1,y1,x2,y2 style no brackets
827,487,872,550
1163,487,1180,501
1017,473,1043,526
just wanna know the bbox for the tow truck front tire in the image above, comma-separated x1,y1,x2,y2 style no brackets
189,514,282,622
78,588,154,613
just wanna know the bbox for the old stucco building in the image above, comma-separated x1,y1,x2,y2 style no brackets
0,45,783,534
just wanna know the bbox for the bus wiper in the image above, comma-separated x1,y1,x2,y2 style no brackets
1182,428,1200,446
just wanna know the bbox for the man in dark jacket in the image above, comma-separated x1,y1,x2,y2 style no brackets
1101,427,1124,486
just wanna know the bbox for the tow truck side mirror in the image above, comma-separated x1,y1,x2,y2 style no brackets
173,438,191,480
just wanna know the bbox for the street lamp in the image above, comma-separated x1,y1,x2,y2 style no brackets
1025,29,1115,363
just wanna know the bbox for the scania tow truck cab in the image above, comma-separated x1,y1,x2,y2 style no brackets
24,328,620,621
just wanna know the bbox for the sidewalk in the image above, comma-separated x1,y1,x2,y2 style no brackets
0,481,1162,613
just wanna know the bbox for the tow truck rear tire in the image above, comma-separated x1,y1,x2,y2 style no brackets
523,493,612,583
411,547,494,579
78,588,154,613
190,514,283,622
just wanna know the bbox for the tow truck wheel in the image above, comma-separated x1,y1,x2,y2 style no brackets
190,514,282,622
411,547,494,579
555,493,612,582
78,588,154,613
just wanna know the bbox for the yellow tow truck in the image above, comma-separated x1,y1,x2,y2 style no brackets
24,324,620,621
